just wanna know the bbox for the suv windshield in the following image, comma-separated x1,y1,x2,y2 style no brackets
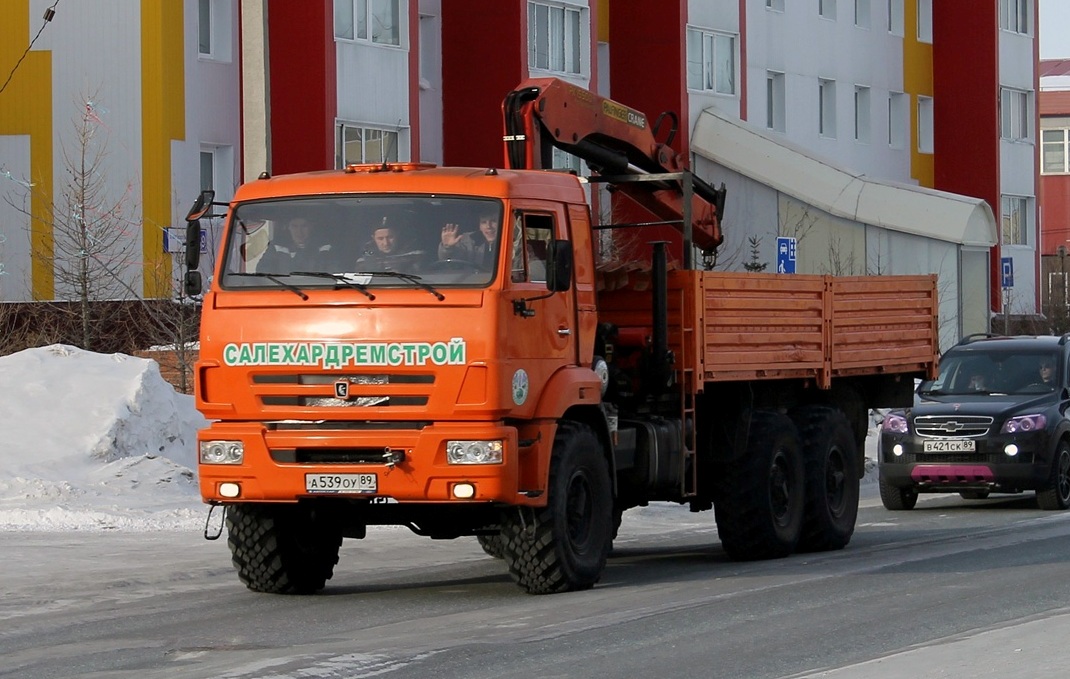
219,195,503,290
923,348,1061,395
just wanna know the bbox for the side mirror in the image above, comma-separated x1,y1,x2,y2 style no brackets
185,189,216,222
546,239,572,292
184,270,203,297
183,190,214,273
185,221,202,271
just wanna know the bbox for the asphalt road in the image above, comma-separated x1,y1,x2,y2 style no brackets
3,485,1070,679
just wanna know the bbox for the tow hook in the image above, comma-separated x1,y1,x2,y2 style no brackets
203,502,226,541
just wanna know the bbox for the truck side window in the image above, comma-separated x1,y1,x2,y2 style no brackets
511,212,553,283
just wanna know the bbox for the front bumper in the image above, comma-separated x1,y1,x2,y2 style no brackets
197,420,544,505
879,432,1051,492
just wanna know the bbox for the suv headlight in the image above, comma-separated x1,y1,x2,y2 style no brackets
882,413,909,434
446,440,503,464
1001,414,1046,434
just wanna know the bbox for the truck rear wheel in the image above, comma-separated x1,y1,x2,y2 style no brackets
713,410,804,560
226,503,343,594
790,405,859,552
501,421,613,594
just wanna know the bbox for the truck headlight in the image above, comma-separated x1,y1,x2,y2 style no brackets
200,440,244,464
446,440,503,464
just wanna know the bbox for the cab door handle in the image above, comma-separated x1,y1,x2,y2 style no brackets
557,327,572,336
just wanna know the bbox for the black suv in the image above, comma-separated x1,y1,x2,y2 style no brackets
879,334,1070,510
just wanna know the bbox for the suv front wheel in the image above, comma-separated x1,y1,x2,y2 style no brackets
1036,440,1070,510
879,475,918,510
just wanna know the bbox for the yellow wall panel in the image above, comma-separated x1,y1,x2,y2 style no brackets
0,1,55,300
141,0,186,298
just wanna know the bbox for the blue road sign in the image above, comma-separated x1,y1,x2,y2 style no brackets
777,236,797,274
1001,257,1014,289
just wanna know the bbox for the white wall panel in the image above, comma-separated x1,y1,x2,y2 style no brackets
0,136,33,302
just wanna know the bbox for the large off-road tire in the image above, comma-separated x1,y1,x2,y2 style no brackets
1036,440,1070,510
476,534,505,559
226,503,343,594
500,422,613,594
878,474,918,510
790,405,860,553
712,410,805,560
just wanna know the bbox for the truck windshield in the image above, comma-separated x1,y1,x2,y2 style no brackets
219,195,503,290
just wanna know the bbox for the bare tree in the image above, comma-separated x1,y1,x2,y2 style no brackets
3,91,141,351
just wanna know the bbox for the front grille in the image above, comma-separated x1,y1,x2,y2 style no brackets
252,372,434,408
914,415,993,438
271,447,403,464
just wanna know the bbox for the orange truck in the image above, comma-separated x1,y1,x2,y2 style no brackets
184,78,938,595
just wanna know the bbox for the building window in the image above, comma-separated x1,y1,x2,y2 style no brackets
1001,195,1029,246
917,0,932,42
854,86,871,142
917,95,934,153
1000,87,1031,141
528,1,584,75
766,0,785,10
551,146,582,174
888,91,906,149
200,151,214,192
687,28,737,95
819,78,836,138
199,0,212,55
887,0,904,36
767,71,786,132
197,0,231,61
337,123,403,166
855,0,870,28
200,145,234,201
334,0,402,46
1042,128,1070,174
819,0,837,20
1000,0,1030,34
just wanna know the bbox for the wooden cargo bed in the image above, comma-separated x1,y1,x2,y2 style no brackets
597,270,939,389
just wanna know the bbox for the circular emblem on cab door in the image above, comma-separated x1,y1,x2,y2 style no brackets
512,369,529,405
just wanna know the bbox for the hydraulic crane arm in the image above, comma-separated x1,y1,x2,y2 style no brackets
502,77,725,253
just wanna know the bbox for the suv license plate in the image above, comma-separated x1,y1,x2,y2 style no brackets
923,440,975,453
305,473,377,494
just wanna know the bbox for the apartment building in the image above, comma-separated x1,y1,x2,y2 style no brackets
0,0,1037,337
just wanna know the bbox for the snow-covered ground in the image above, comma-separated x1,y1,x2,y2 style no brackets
0,345,881,532
0,345,207,531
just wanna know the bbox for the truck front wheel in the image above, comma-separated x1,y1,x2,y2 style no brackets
501,422,613,594
790,405,860,552
712,410,804,560
226,503,343,594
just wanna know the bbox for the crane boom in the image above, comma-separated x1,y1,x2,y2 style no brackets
502,77,725,254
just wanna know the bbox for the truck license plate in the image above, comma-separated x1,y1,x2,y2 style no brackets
305,473,377,494
923,439,975,453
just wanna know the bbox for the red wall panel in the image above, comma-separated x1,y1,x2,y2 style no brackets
267,0,336,175
441,1,526,167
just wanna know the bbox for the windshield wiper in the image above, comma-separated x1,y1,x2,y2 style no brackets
291,271,376,300
353,270,445,301
229,272,308,300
